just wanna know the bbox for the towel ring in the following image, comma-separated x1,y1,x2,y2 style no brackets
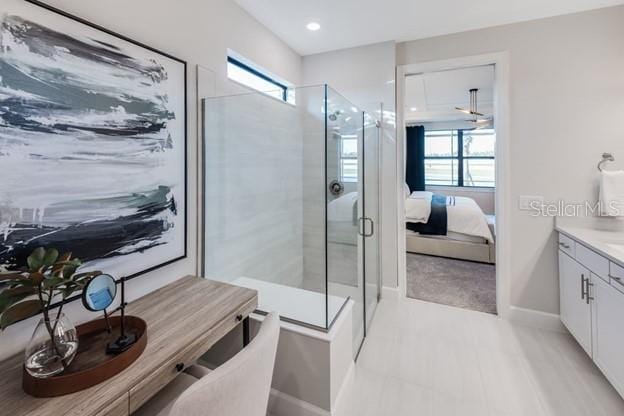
598,153,615,172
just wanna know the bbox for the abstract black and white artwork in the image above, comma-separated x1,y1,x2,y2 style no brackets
0,1,186,284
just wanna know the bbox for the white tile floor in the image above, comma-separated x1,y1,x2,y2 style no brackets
335,296,624,416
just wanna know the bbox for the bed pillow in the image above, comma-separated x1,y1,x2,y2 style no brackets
405,191,433,223
409,191,433,200
404,183,411,199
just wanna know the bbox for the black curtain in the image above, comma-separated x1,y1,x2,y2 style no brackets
405,125,425,192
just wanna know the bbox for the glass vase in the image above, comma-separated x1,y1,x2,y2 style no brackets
24,313,79,378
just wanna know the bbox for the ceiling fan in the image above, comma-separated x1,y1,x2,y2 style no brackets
455,88,492,128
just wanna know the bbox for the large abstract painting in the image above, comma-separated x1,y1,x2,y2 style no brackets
0,1,187,284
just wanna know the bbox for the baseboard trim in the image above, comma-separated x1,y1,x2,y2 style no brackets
508,306,566,333
268,389,330,416
381,286,400,299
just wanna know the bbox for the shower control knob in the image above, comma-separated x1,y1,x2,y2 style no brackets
329,180,344,196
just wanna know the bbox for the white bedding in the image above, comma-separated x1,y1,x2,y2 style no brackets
405,191,433,222
405,193,494,242
406,229,487,244
328,192,358,245
328,192,358,224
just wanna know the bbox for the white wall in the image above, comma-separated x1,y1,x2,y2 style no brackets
0,0,302,360
302,41,399,289
397,5,624,314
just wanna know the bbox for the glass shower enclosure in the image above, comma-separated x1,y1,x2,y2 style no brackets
202,85,380,353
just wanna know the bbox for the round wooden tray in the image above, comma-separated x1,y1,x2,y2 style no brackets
22,315,147,397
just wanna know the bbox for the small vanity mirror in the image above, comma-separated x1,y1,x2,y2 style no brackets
82,274,117,312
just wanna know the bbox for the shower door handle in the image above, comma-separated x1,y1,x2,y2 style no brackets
363,218,374,237
365,218,374,237
358,217,374,237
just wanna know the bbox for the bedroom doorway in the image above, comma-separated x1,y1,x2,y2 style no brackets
397,59,505,315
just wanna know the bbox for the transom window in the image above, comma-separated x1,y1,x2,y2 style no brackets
424,129,495,187
227,55,295,104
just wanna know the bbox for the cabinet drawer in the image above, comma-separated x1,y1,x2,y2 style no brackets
609,262,624,294
94,393,128,416
576,243,609,281
128,304,253,413
129,337,207,413
558,234,576,257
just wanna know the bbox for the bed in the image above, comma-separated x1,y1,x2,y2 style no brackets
327,191,358,245
405,191,495,264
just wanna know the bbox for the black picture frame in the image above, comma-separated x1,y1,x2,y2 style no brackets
1,0,189,312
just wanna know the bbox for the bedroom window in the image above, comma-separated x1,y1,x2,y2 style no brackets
227,53,295,104
340,135,358,182
424,129,495,187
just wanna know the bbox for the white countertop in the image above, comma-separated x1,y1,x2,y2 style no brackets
555,216,624,267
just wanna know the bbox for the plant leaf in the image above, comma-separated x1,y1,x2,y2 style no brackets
0,286,38,314
43,248,58,266
73,271,102,280
0,300,41,330
9,278,35,287
42,277,66,290
62,265,78,279
29,272,44,285
53,260,81,267
27,247,45,271
0,273,25,283
42,248,59,267
58,252,72,262
61,282,80,299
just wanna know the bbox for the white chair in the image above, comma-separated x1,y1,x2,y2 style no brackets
134,312,280,416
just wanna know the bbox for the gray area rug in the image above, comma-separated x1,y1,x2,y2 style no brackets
406,253,497,315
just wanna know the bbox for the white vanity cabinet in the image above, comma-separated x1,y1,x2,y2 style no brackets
558,232,624,398
558,252,592,356
592,276,624,396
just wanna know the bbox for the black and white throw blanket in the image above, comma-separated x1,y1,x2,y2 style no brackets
406,194,455,236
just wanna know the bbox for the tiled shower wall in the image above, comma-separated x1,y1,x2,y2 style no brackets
300,87,327,294
203,92,304,288
203,86,350,297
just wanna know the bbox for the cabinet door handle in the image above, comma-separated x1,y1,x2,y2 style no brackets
581,274,586,300
559,242,570,249
586,279,594,304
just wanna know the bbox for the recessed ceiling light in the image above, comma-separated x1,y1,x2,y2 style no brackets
409,107,418,112
306,22,321,31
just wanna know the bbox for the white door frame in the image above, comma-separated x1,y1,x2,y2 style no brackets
395,52,511,318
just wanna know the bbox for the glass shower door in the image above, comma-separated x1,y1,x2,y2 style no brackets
325,86,365,352
363,112,381,334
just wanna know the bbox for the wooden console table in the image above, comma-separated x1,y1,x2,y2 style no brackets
0,276,258,416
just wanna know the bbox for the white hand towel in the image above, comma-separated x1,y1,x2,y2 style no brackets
599,170,624,216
